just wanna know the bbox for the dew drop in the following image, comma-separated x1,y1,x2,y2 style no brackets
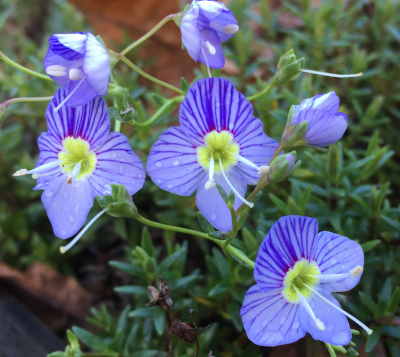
112,153,117,158
157,179,162,184
156,161,162,168
327,325,333,332
131,180,135,185
68,214,74,222
210,213,217,221
235,98,239,103
292,321,300,330
167,184,174,189
119,165,124,173
328,242,334,250
75,205,79,213
45,190,53,197
345,252,349,258
229,123,234,130
138,174,142,178
104,184,112,192
173,160,179,166
120,158,126,163
261,319,269,327
342,265,345,269
330,258,336,265
280,316,286,324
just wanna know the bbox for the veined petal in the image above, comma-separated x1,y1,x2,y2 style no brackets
180,78,253,145
234,119,279,184
46,89,110,150
83,33,111,96
65,78,98,107
294,109,348,147
254,216,319,289
49,33,86,61
294,92,340,116
196,170,246,231
312,231,364,293
197,1,226,20
88,132,145,196
42,175,94,239
147,127,205,196
181,4,202,63
198,28,225,68
241,284,306,346
299,289,351,346
209,9,238,42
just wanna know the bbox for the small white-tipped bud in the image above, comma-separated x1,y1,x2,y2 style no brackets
205,179,216,190
222,24,239,35
204,41,216,55
69,68,84,81
258,166,269,175
46,65,67,77
13,169,28,176
316,318,325,331
350,266,363,278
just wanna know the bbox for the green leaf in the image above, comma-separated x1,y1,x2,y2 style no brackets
216,184,229,205
129,308,154,318
208,278,235,296
109,261,144,276
339,156,374,178
141,227,154,257
108,107,123,122
381,215,400,232
131,351,161,357
361,239,380,253
197,211,215,233
365,326,381,353
67,330,80,349
228,248,252,268
242,228,258,251
298,185,312,215
72,326,109,352
47,352,65,357
384,286,400,316
180,77,190,92
268,193,289,214
158,246,187,272
358,291,377,315
114,285,148,295
153,308,166,336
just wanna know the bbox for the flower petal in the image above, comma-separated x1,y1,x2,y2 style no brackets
83,33,111,96
181,4,202,63
235,118,279,184
299,289,351,346
88,132,145,196
49,33,86,60
241,284,306,346
42,175,94,239
196,170,246,231
254,216,319,289
198,28,225,68
65,78,98,107
46,89,110,150
147,126,205,196
209,9,239,42
180,78,253,145
312,231,364,292
294,92,340,115
197,1,225,20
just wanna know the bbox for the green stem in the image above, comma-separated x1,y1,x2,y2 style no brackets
114,119,121,132
133,214,221,244
130,95,184,127
0,51,52,81
246,76,278,101
225,244,255,269
324,342,337,357
121,14,176,55
2,96,53,107
118,54,185,95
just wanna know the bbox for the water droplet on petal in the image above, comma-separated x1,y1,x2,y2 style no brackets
167,184,173,189
261,319,269,327
327,325,333,332
345,252,349,257
68,214,74,222
131,180,135,185
328,242,334,250
119,166,124,173
157,179,162,184
280,316,286,324
45,190,53,197
229,123,234,130
156,161,162,168
112,153,117,158
138,174,142,178
330,258,336,265
292,321,299,329
210,213,217,221
173,160,179,166
75,205,79,212
120,158,126,163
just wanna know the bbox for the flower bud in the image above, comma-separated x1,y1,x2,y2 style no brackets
277,49,296,71
96,184,138,218
268,152,296,182
276,57,305,85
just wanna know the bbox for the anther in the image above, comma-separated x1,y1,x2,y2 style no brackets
204,41,216,55
67,160,82,184
222,24,239,35
69,68,84,81
205,179,216,190
300,69,363,78
46,64,67,77
13,169,28,176
350,266,363,278
258,166,269,175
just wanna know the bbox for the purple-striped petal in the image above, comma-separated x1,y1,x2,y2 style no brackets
241,284,306,346
181,4,202,63
196,170,246,231
312,231,364,293
209,9,238,42
147,126,205,196
299,289,351,346
179,78,254,144
65,78,98,107
83,33,111,96
42,175,94,239
45,89,110,150
49,33,86,61
294,92,340,116
198,28,225,68
88,132,145,197
254,216,319,289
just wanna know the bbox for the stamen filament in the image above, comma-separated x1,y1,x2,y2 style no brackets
209,157,215,180
231,153,259,170
67,160,82,184
303,283,373,335
54,75,87,112
201,48,212,78
297,289,325,331
300,69,362,78
59,209,108,254
219,158,254,208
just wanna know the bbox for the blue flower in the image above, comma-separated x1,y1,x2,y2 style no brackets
13,89,145,239
288,92,348,147
146,78,278,231
44,32,110,110
240,215,372,347
181,0,239,69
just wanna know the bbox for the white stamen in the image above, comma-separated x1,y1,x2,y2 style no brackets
258,166,269,175
60,209,108,254
201,48,212,78
54,75,87,112
67,160,82,184
231,153,259,170
297,291,325,331
222,24,239,35
219,158,254,208
300,69,363,78
303,283,373,335
13,160,62,177
204,41,216,55
209,157,215,181
350,266,363,278
205,179,216,190
69,68,84,81
46,64,67,77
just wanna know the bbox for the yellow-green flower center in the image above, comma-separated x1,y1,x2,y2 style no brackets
282,259,320,303
197,130,239,171
58,137,97,178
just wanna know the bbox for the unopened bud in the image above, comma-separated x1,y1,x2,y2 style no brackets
276,57,305,85
173,5,190,27
268,152,296,183
284,120,308,147
277,49,296,71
